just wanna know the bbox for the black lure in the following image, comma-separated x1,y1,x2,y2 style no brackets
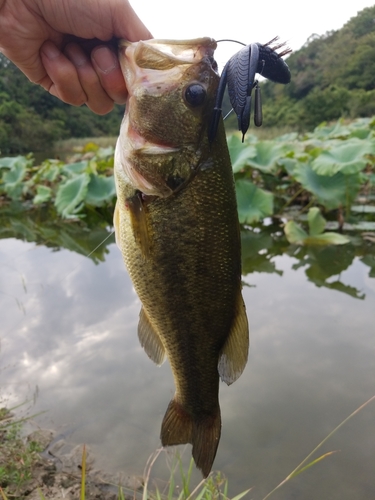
209,37,291,143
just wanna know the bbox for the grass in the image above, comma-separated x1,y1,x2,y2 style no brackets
0,405,44,498
137,448,251,500
1,394,374,500
54,136,118,153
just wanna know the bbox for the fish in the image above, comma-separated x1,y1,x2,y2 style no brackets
113,37,249,477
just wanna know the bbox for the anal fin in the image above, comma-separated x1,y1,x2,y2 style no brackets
138,307,166,366
218,292,249,385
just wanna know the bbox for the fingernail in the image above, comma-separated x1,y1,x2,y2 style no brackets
92,47,117,74
41,42,60,60
65,44,88,67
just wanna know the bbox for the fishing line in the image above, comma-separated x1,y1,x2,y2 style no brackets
85,230,115,261
216,39,246,46
223,109,234,121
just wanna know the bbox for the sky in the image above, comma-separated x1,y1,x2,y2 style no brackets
133,0,375,68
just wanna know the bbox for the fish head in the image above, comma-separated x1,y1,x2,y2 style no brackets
115,38,219,197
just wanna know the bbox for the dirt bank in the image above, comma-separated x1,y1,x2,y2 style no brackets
0,409,144,500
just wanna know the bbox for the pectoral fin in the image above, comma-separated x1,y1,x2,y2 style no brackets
218,292,249,385
138,308,166,366
127,192,151,258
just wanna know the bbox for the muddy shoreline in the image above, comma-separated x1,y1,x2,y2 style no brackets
1,415,144,500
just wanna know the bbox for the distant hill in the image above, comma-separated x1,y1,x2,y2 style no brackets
259,5,375,130
0,54,124,154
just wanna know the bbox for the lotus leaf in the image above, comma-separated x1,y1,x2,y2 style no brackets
311,140,375,176
33,185,52,204
235,179,273,224
227,134,256,173
55,173,90,217
85,175,116,207
293,163,361,209
285,208,350,245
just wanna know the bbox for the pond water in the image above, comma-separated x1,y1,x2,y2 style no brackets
0,219,374,499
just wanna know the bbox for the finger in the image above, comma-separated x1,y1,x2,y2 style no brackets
64,43,115,114
91,46,127,105
40,41,87,106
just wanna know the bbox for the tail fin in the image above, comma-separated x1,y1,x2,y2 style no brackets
160,398,221,477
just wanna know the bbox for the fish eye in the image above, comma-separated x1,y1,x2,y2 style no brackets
184,84,206,107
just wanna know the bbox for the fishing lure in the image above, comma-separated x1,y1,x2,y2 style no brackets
209,37,291,143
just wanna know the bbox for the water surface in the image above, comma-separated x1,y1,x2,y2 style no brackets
0,225,374,499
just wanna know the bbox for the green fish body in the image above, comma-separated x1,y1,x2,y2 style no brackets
114,38,249,477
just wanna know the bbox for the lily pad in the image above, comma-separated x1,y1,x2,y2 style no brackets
55,173,90,217
33,185,52,204
284,220,309,244
284,207,350,246
308,207,326,236
0,155,30,170
1,160,27,199
293,163,361,210
243,140,290,174
62,160,89,175
227,134,256,173
85,175,116,207
311,140,375,176
235,179,273,224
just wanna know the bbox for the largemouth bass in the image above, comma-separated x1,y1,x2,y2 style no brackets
114,37,249,477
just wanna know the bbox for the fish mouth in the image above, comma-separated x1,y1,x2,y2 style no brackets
119,38,217,105
119,38,217,70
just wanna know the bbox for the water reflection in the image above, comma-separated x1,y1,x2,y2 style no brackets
0,213,374,499
241,223,375,300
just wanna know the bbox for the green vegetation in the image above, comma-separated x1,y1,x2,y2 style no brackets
229,116,375,298
0,54,123,154
230,116,375,227
139,451,250,500
0,407,43,498
3,116,374,233
0,142,115,221
258,5,375,131
284,207,350,245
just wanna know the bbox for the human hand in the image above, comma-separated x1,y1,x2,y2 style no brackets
0,0,152,114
